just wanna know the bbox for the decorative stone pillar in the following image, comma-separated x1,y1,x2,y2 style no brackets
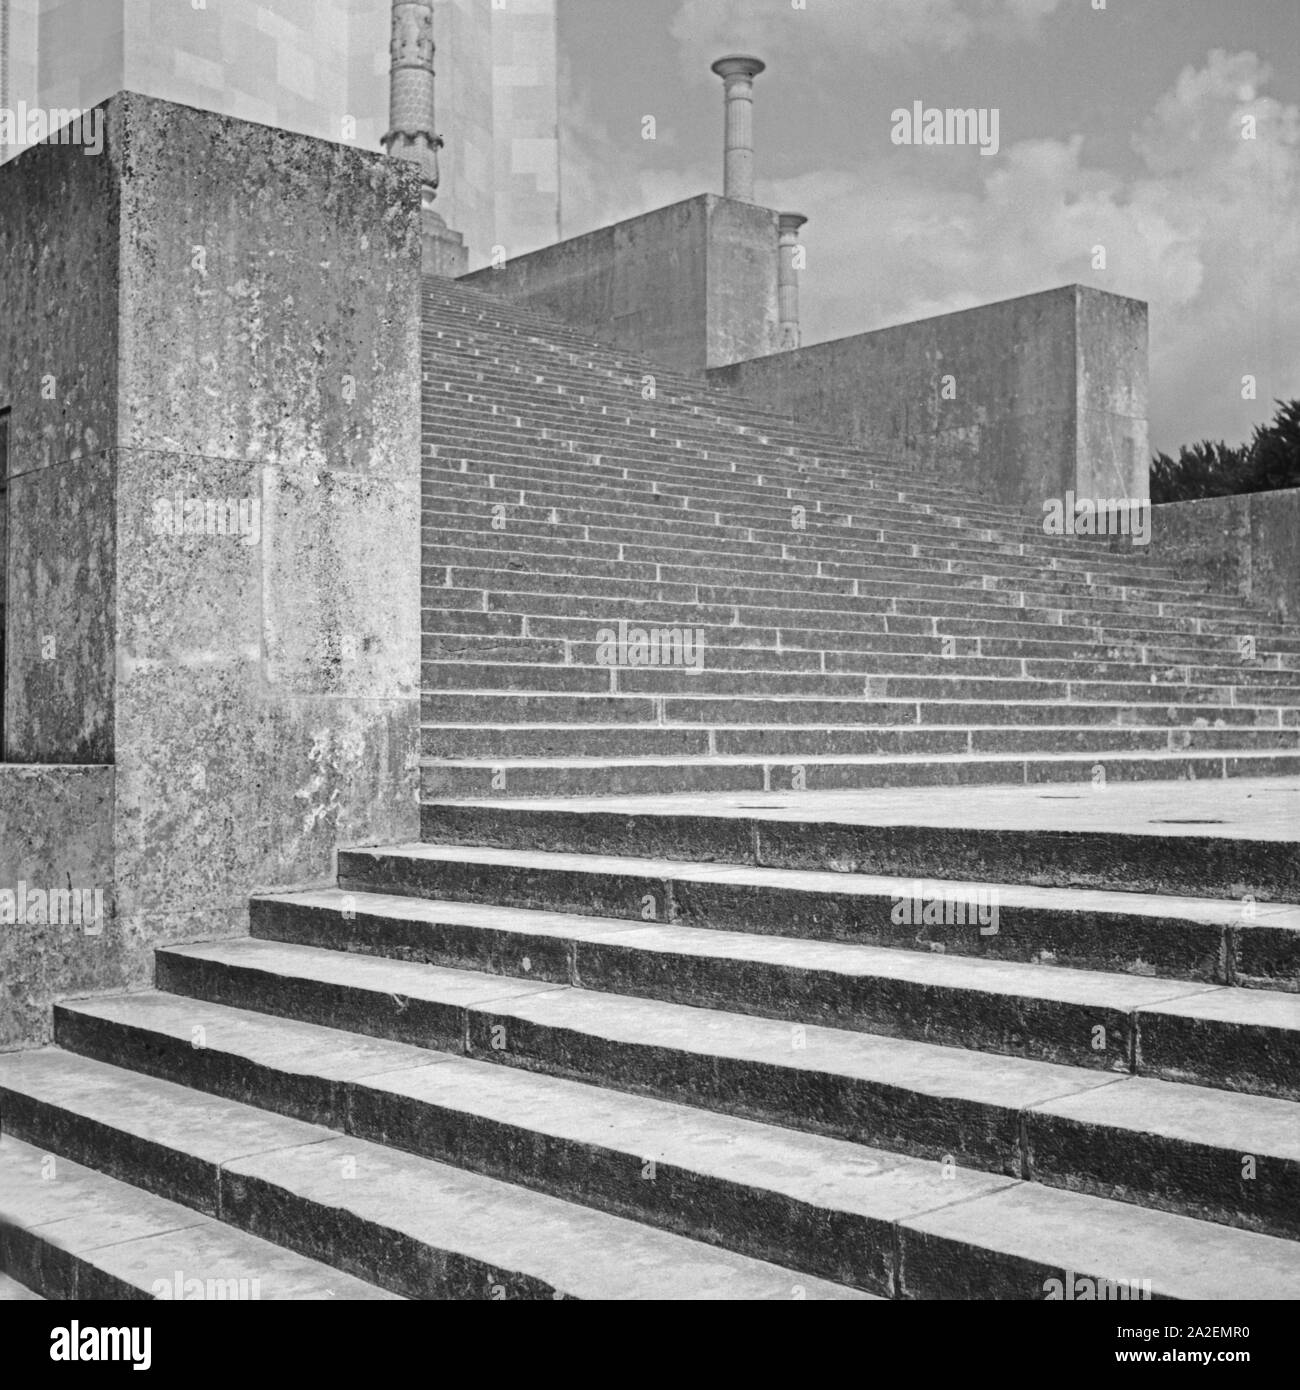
711,55,766,203
384,0,441,207
777,212,808,350
383,0,467,276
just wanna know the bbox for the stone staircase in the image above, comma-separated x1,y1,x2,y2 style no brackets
419,277,1300,798
2,277,1298,1301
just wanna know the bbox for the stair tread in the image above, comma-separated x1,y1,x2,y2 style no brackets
423,777,1299,839
265,885,1300,1014
0,1049,864,1300
151,937,1211,1112
0,1133,397,1300
329,852,1300,928
53,989,1300,1298
0,1271,43,1300
56,990,1018,1219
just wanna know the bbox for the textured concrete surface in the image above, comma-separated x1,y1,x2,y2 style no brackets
420,778,1300,908
0,92,424,1046
155,938,1121,1174
709,285,1149,517
459,195,780,374
897,1179,1300,1300
1145,488,1300,626
433,777,1300,839
0,122,119,763
343,839,1300,983
0,1049,865,1300
54,989,1013,1295
0,765,115,1050
0,1133,398,1300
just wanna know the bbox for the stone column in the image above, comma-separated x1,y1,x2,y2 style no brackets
384,0,442,208
777,212,808,350
711,55,766,203
383,0,467,276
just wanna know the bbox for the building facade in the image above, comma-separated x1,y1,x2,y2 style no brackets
0,0,559,267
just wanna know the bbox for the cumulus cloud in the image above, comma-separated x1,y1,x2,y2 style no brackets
762,50,1300,452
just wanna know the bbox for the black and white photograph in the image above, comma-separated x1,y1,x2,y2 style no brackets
0,0,1296,1339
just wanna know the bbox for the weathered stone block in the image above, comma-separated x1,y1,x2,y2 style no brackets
0,765,116,1049
0,92,423,1047
708,284,1150,518
459,194,780,375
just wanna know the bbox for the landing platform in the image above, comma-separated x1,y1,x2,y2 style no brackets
423,777,1300,903
435,777,1299,842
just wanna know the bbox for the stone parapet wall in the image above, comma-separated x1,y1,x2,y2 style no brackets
708,285,1149,518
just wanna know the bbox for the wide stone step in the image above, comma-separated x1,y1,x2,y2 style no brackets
422,566,1287,644
419,722,1300,761
422,689,1293,729
421,497,1149,579
262,883,1300,1093
425,451,1192,564
420,752,1300,800
422,456,1065,544
149,937,1300,1254
421,524,1228,606
429,569,1262,640
417,784,1300,910
421,659,1299,709
418,632,1298,688
0,1271,42,1300
53,990,1300,1293
430,606,1300,667
337,844,1300,992
422,541,1239,620
0,1050,859,1301
0,1132,395,1300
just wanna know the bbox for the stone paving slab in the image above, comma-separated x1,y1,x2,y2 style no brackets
434,776,1300,841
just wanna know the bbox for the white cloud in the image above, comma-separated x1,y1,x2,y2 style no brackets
762,50,1300,451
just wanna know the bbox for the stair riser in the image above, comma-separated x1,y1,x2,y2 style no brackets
248,900,1219,1077
416,804,1300,910
417,628,1299,686
334,854,1229,985
420,755,1300,799
50,1007,895,1293
422,661,1294,707
148,949,1300,1239
421,691,1293,728
0,1088,568,1300
0,1224,145,1301
420,727,1300,759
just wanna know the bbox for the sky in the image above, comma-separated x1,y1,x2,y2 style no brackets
555,0,1299,455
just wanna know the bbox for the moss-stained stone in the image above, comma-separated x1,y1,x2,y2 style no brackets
260,468,420,699
460,194,779,376
115,93,420,475
1144,489,1300,627
0,92,422,1046
0,129,120,477
709,285,1150,518
0,766,116,1049
5,454,116,764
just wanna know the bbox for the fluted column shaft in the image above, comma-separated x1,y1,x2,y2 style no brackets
711,56,766,203
778,212,808,350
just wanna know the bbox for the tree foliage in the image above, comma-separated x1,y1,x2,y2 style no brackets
1151,399,1300,503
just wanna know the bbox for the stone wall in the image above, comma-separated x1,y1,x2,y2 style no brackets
0,92,423,1047
1141,489,1300,626
460,194,781,375
0,766,115,1049
708,285,1149,517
